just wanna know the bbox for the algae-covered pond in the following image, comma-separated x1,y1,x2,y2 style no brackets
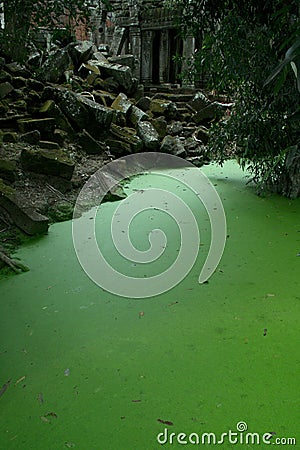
0,161,299,449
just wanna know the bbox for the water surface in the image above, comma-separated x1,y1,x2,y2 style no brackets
0,161,299,449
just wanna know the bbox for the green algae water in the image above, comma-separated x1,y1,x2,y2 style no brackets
0,161,299,449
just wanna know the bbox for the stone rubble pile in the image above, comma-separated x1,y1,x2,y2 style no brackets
0,40,232,234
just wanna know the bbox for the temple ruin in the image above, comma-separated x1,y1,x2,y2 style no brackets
90,0,195,86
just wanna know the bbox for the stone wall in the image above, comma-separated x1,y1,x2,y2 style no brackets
98,0,194,86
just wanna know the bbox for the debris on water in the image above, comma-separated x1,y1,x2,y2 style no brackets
0,379,11,398
37,393,44,405
139,311,144,318
263,328,267,336
65,442,75,448
15,375,26,385
40,412,58,423
168,301,178,307
157,418,173,426
44,412,58,418
120,416,126,420
40,415,50,423
64,368,70,376
132,399,141,402
297,252,300,257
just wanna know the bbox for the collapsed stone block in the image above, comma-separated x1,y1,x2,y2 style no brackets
43,87,114,138
0,158,17,182
39,100,74,135
20,147,75,180
192,103,221,124
78,129,108,154
39,140,60,150
69,41,96,67
88,60,134,93
0,178,49,235
149,99,177,120
20,130,41,144
38,47,73,83
2,131,18,143
160,135,186,157
17,117,55,139
129,105,149,126
111,93,132,115
189,92,211,112
137,121,160,150
0,82,14,99
194,125,210,144
151,116,167,139
108,55,137,71
109,123,143,154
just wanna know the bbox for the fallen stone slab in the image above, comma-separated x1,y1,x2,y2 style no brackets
38,47,73,83
189,92,211,112
0,70,12,83
43,86,89,129
20,147,75,180
194,125,210,144
88,60,134,93
5,62,31,78
110,124,143,153
185,155,207,167
91,52,108,62
149,99,177,120
135,96,151,112
137,121,160,150
78,61,101,78
106,139,134,156
151,116,167,139
111,93,132,115
27,78,44,91
167,121,183,136
160,135,186,157
0,81,14,99
17,117,56,138
69,40,96,66
39,140,60,150
0,158,17,182
93,76,120,92
79,95,115,135
43,87,114,137
39,100,74,135
20,130,41,144
78,129,108,154
192,103,222,124
0,179,49,235
108,54,137,71
129,105,149,126
11,76,27,89
53,129,68,146
2,131,18,143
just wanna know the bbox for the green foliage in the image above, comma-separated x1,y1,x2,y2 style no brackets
166,0,300,195
265,37,300,93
